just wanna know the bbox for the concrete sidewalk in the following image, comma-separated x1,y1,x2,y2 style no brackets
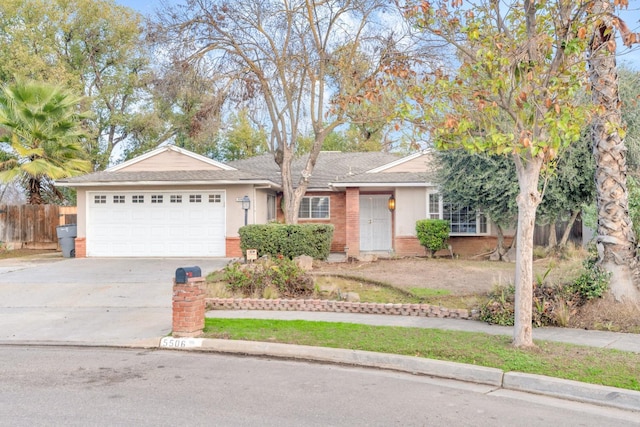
207,310,640,353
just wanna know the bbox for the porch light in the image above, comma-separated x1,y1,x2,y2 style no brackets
242,195,251,225
388,195,396,211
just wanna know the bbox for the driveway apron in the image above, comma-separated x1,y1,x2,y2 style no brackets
0,256,229,345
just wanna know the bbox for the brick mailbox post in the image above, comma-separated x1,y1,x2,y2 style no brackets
172,267,206,338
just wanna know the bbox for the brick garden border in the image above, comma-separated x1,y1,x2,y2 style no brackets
206,298,476,319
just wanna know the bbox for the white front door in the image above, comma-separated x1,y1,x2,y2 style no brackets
359,195,392,252
87,190,225,257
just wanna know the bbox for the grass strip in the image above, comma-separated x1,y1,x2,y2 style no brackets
203,318,640,391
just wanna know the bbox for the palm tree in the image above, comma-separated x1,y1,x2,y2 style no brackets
588,1,640,302
0,80,92,204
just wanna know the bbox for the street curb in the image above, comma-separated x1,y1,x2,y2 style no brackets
197,338,504,386
503,372,640,412
163,338,640,412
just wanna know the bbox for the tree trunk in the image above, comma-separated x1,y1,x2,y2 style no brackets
512,153,543,348
489,223,506,261
589,1,640,302
559,209,580,247
547,222,557,249
27,177,44,205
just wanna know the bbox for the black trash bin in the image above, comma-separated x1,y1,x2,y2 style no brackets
56,224,77,258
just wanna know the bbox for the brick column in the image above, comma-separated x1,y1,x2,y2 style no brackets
345,188,360,257
172,277,206,338
74,237,86,258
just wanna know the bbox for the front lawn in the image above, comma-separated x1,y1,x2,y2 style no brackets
203,318,640,391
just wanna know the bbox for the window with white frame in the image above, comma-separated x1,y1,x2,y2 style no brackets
267,194,277,221
427,193,487,234
298,196,330,219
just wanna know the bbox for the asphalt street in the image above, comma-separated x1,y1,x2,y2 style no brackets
2,346,638,427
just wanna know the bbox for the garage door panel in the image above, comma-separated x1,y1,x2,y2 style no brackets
87,191,226,257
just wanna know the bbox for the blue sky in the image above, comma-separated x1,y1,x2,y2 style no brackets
115,0,639,70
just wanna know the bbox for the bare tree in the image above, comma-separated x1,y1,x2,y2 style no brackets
155,0,416,222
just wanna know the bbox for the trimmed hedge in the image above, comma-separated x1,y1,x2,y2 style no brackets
239,224,334,260
415,219,449,257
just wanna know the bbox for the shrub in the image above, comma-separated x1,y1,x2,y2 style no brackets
479,284,515,326
239,224,334,260
566,254,610,303
222,256,314,298
479,254,610,328
415,219,449,257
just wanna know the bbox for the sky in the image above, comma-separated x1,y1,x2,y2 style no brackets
115,0,639,70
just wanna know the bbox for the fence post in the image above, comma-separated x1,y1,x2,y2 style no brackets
172,277,206,338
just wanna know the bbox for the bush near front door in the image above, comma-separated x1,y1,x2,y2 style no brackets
416,219,450,258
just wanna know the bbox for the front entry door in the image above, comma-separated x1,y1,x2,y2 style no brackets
359,195,392,252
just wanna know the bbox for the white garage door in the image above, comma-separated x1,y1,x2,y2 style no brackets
87,191,226,257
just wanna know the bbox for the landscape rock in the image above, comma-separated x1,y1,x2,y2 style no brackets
294,255,314,271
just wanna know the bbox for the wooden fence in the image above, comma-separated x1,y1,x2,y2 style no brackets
0,205,77,249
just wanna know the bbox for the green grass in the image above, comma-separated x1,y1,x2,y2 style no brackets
409,288,451,298
203,318,640,391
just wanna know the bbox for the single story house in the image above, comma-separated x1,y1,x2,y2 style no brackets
57,145,502,258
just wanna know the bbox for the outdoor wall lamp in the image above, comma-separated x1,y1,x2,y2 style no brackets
388,195,396,211
241,195,251,225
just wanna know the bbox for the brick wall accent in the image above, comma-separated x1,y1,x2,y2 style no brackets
393,235,515,258
226,237,242,257
206,298,475,319
394,236,425,257
173,277,206,337
296,191,347,252
345,188,360,256
74,237,86,258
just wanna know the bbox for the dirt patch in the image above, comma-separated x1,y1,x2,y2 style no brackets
569,294,640,333
313,256,569,296
0,248,58,260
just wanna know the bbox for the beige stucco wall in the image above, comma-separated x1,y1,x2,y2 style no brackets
119,150,224,172
383,153,433,173
394,187,428,236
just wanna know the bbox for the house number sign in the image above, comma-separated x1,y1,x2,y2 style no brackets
246,249,258,261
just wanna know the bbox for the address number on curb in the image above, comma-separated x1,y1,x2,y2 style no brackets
160,337,203,349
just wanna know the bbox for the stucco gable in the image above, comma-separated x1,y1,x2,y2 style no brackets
367,149,434,174
109,145,235,172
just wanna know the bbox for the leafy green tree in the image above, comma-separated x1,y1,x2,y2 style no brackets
537,134,595,248
619,67,640,174
406,0,592,347
436,150,518,259
219,109,268,161
0,81,91,204
0,0,151,169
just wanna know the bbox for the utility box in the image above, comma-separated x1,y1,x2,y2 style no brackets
56,224,77,258
175,266,202,284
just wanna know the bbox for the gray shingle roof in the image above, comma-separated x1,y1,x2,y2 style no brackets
58,169,270,184
59,151,429,188
333,171,432,185
229,151,402,189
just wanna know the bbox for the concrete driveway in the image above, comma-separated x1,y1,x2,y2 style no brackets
0,254,229,345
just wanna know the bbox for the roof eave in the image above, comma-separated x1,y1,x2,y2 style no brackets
330,182,435,188
56,179,281,188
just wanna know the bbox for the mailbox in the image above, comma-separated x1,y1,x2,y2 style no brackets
175,266,202,284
